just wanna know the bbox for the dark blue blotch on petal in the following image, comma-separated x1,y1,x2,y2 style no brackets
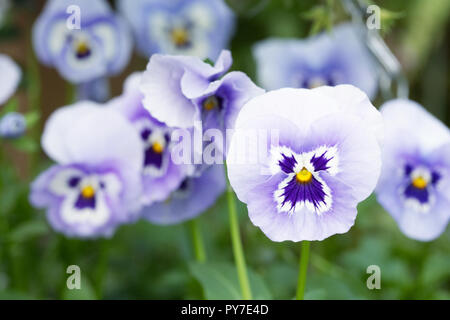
74,194,96,209
281,176,327,211
311,151,332,172
144,147,163,169
68,176,81,188
279,154,297,174
404,184,429,204
431,171,441,185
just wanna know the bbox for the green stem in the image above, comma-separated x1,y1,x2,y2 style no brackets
189,218,206,263
296,241,310,300
226,178,252,300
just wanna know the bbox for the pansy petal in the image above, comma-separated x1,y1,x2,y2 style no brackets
141,54,198,128
143,164,226,225
381,99,450,154
246,172,357,242
42,101,143,173
0,55,21,105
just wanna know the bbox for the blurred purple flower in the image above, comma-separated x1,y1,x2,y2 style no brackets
376,99,450,241
142,164,226,225
107,72,188,205
0,112,26,139
227,85,383,242
140,50,264,134
117,0,235,60
33,0,132,84
253,23,379,99
0,54,21,106
30,102,143,238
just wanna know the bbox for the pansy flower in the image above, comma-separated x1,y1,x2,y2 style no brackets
0,54,21,106
376,99,450,241
107,72,188,205
253,23,378,99
117,0,235,60
30,102,143,238
0,112,26,139
143,164,225,225
141,50,264,136
33,0,132,84
227,85,383,242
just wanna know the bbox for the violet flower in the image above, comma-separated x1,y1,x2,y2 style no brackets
30,102,143,238
117,0,235,60
376,99,450,241
107,72,188,205
227,85,384,242
253,23,378,99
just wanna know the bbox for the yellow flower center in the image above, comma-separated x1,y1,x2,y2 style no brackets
76,42,90,55
412,176,427,189
296,168,313,184
203,96,218,111
81,185,95,199
171,28,189,46
308,77,326,89
152,142,164,154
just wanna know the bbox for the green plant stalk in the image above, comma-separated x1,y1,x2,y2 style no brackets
189,218,206,263
296,241,310,300
225,177,252,300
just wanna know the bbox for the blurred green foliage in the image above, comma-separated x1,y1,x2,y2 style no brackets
0,0,448,300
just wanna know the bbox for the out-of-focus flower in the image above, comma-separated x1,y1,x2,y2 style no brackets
30,102,143,238
0,54,21,106
33,0,132,84
253,24,378,99
143,164,226,225
227,85,383,242
118,0,235,60
141,50,264,134
376,99,450,241
107,72,188,205
0,112,26,139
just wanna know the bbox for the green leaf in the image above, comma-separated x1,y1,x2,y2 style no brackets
24,111,40,128
0,98,18,116
189,262,272,300
10,136,39,152
419,253,450,287
8,220,49,243
0,290,34,300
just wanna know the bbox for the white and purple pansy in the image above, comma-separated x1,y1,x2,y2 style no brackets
227,85,384,242
33,0,132,84
30,102,143,238
107,73,188,205
376,99,450,241
0,54,21,106
117,0,235,60
253,23,378,99
140,50,264,134
142,164,226,225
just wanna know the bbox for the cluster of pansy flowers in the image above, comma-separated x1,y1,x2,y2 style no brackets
27,0,449,243
32,0,235,102
30,49,263,237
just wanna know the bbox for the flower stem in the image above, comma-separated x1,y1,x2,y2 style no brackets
189,218,206,263
296,241,310,300
226,180,252,300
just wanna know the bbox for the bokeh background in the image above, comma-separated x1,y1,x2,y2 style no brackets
0,0,448,299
